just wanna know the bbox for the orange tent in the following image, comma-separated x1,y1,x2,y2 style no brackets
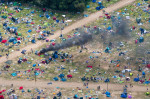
116,64,120,67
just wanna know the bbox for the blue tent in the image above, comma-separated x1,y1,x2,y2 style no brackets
136,18,141,24
86,5,90,8
145,81,150,84
140,28,144,34
21,50,26,54
33,64,36,67
35,72,39,76
120,93,127,98
98,2,102,5
46,14,50,19
105,91,111,97
11,73,17,77
92,0,96,3
74,94,78,98
28,29,32,33
107,26,111,30
96,6,100,10
59,74,65,78
142,71,145,75
61,78,67,82
31,39,36,43
0,36,2,42
56,20,59,23
31,11,34,14
9,37,16,42
105,47,110,53
57,92,62,97
13,40,17,44
53,53,58,59
39,15,44,17
105,78,110,82
134,78,140,82
139,37,144,43
53,77,59,81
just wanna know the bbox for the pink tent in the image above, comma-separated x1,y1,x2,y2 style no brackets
52,42,56,46
53,17,56,20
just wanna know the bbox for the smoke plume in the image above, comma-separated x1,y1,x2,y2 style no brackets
40,16,131,53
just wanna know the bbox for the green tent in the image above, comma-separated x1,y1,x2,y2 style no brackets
40,55,44,57
13,2,18,6
119,81,124,84
145,92,150,95
18,33,22,36
27,89,31,92
2,16,7,19
44,22,48,26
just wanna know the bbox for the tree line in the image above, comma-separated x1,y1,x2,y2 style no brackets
11,0,90,12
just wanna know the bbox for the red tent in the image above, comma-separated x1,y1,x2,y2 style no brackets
1,40,7,43
67,75,72,78
87,65,93,68
0,91,2,94
19,86,23,90
147,64,150,68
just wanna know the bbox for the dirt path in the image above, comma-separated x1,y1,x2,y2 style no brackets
0,0,136,64
0,78,149,92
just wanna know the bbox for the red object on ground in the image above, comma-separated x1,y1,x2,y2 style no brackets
87,65,93,68
0,91,2,94
19,86,23,90
1,40,7,43
67,75,72,78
